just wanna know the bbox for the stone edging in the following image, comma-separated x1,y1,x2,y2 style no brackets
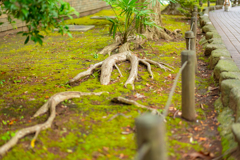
199,5,240,157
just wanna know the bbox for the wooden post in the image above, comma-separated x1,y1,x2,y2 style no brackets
185,31,197,73
191,6,198,44
181,50,196,121
185,31,195,50
135,114,167,160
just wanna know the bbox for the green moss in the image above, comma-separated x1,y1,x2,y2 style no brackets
0,13,207,159
65,9,120,26
162,15,189,34
217,107,238,156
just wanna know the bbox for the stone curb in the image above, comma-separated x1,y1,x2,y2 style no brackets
200,6,240,155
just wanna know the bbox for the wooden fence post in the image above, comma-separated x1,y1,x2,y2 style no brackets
135,114,167,160
185,31,197,73
181,50,196,121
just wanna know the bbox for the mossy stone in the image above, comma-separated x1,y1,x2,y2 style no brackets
200,16,210,27
216,5,223,10
205,32,221,40
209,6,215,11
202,24,216,33
217,108,238,153
220,72,240,85
214,97,223,114
221,80,240,107
214,60,239,80
232,123,240,146
208,38,223,44
199,36,208,46
204,44,226,56
229,88,240,122
209,49,231,69
202,7,209,14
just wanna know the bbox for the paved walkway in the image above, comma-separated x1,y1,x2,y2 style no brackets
209,6,240,69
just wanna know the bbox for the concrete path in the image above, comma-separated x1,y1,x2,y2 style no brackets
209,6,240,69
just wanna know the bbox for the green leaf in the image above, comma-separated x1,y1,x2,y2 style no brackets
113,25,117,38
21,9,29,18
24,36,30,44
67,32,73,38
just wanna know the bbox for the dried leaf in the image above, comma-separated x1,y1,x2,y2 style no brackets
134,93,145,99
31,139,36,148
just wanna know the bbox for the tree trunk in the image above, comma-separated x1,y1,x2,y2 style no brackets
138,0,172,40
161,2,182,15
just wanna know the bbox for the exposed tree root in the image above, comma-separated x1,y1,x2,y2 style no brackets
144,59,173,72
98,42,121,55
124,53,139,90
119,42,130,53
112,96,161,115
100,51,130,85
68,51,173,90
67,61,103,84
0,91,107,156
114,64,123,77
139,59,153,79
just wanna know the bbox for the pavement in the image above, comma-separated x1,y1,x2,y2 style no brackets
209,6,240,69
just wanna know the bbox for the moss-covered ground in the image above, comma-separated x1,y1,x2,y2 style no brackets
0,9,222,160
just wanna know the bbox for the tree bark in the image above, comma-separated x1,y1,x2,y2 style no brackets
137,0,172,41
161,2,182,15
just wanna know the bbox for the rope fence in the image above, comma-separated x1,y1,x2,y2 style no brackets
134,5,199,160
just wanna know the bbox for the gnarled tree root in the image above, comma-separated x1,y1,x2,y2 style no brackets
98,42,121,55
112,96,161,115
0,91,107,156
68,51,173,90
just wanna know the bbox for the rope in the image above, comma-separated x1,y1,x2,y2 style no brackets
191,21,195,31
134,143,150,160
188,39,191,50
162,61,188,118
134,61,189,159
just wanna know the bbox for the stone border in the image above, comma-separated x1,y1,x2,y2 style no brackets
54,25,95,32
199,6,240,157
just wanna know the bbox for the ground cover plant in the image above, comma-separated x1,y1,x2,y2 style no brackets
0,8,222,160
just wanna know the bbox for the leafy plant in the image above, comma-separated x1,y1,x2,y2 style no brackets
104,0,176,44
0,80,5,86
93,53,98,59
176,0,199,17
0,0,79,45
2,120,8,125
1,131,15,141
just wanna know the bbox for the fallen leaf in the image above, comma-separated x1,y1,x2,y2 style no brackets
168,74,172,79
103,147,109,152
119,153,124,159
199,137,207,141
8,119,17,125
134,93,145,99
31,139,36,148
